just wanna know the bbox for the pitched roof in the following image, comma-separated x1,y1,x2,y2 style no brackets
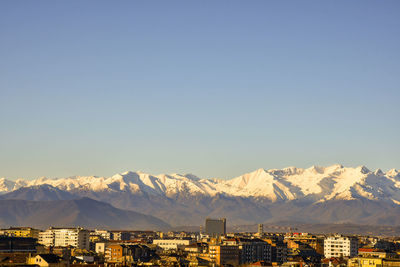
39,254,62,263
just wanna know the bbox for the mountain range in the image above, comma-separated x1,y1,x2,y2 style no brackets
1,165,400,228
0,197,170,230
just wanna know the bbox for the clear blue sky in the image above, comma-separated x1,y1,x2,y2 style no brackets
1,1,399,180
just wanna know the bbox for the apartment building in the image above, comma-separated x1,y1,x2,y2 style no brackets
264,237,288,263
349,257,400,267
105,244,156,264
324,235,358,258
93,229,112,240
209,244,240,266
0,227,40,239
38,227,90,250
358,248,395,258
111,231,131,241
0,236,37,252
285,233,325,255
39,230,55,247
224,238,272,264
153,239,193,250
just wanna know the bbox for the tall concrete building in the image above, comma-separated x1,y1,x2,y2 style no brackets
258,224,263,234
38,227,90,250
224,237,272,264
205,218,226,236
324,235,358,258
209,244,239,266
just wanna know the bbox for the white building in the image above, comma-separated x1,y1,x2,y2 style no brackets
95,242,107,254
111,231,131,241
93,229,112,240
38,230,55,247
324,235,358,258
38,227,90,250
153,239,193,250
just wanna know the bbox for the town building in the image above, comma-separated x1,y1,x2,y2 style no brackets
205,218,226,237
91,229,112,240
95,242,107,254
111,231,131,241
324,235,358,258
153,238,194,250
209,244,240,266
240,239,271,264
27,254,65,267
285,233,324,255
263,238,288,264
348,257,400,267
258,224,264,235
358,248,395,258
105,243,156,264
223,237,272,264
0,227,40,239
183,242,209,258
38,227,90,250
0,236,37,253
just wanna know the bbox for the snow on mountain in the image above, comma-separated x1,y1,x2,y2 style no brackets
1,165,400,204
0,178,15,194
224,168,299,201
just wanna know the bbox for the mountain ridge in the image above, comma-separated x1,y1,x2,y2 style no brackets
1,164,399,203
0,197,170,230
1,165,400,226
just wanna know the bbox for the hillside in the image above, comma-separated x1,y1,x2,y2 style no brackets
0,197,170,230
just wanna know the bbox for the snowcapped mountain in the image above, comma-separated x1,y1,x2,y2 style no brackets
1,165,399,203
1,165,400,226
226,165,400,203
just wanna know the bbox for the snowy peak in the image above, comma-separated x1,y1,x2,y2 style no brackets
226,168,297,201
387,169,400,178
374,169,384,176
357,165,371,174
225,165,400,202
0,178,15,193
1,165,399,204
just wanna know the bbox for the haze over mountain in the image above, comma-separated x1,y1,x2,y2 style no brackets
0,184,77,201
1,165,400,226
0,197,170,230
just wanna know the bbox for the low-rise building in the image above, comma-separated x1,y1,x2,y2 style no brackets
0,236,37,253
95,242,107,254
184,242,209,259
93,229,112,240
0,227,40,239
285,233,324,255
111,231,131,241
358,248,395,258
27,254,66,267
348,257,384,267
351,258,400,267
105,243,156,264
153,238,194,250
